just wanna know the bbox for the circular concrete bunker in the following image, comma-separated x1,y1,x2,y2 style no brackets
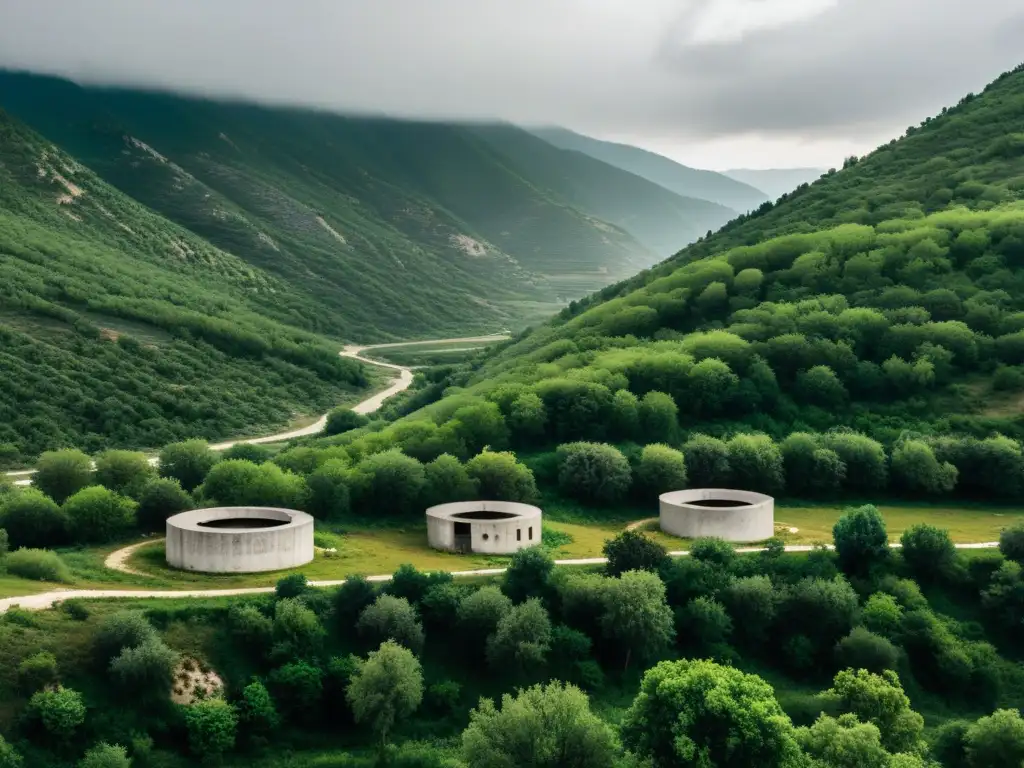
166,507,314,573
427,501,542,555
659,489,774,543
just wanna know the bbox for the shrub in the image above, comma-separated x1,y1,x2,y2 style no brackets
94,610,158,662
0,489,69,549
357,595,425,654
835,627,900,673
638,391,678,442
198,460,308,509
136,478,193,531
833,504,890,575
386,563,452,605
422,454,478,507
486,598,552,671
28,686,86,740
861,593,904,637
109,639,179,699
33,449,93,504
633,443,688,498
158,440,219,492
184,698,238,763
426,680,462,717
999,521,1024,563
5,548,72,582
333,575,378,627
306,459,351,519
466,450,538,502
690,537,736,568
678,596,733,651
239,678,280,732
326,407,369,436
93,450,156,498
272,599,326,659
900,524,956,581
503,546,554,603
0,734,21,768
556,442,631,504
275,573,309,600
458,586,513,649
78,743,131,768
222,443,272,464
603,530,668,577
63,487,137,544
268,661,323,719
727,433,784,492
18,651,59,693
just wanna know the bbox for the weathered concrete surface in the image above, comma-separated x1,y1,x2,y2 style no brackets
427,500,542,554
166,507,314,573
660,488,775,542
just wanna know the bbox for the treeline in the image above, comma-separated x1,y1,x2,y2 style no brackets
3,506,1024,766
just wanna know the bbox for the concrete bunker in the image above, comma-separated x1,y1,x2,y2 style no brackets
659,488,774,543
427,501,542,554
166,507,315,573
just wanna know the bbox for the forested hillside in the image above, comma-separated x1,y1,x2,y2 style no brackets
724,167,826,201
530,126,770,212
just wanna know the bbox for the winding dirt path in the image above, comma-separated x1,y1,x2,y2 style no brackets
1,540,999,614
4,334,510,484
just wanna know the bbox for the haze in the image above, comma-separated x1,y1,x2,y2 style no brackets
0,0,1021,169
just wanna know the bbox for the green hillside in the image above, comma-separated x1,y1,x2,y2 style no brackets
530,126,769,212
0,72,672,306
471,124,736,256
0,112,370,464
724,167,826,200
393,62,1024,448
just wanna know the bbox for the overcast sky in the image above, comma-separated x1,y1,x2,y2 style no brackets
0,0,1021,170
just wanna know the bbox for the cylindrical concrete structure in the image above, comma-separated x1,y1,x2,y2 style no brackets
426,501,542,555
659,489,774,542
166,507,315,573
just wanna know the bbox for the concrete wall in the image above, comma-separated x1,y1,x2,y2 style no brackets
659,489,774,543
166,507,314,573
426,500,541,555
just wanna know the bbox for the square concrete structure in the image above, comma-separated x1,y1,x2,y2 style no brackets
427,500,542,554
659,489,774,542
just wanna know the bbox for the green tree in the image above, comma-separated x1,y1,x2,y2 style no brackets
833,504,890,575
184,698,238,764
556,442,632,504
94,610,159,662
198,460,307,509
835,627,900,674
638,391,678,442
347,450,425,515
503,546,554,603
688,358,740,416
722,575,778,648
158,440,219,493
462,682,615,768
458,586,513,650
861,593,904,637
507,392,547,439
333,575,378,628
486,598,552,671
28,686,86,740
422,454,478,507
109,639,179,700
796,713,891,768
306,459,351,519
634,443,688,498
964,708,1024,768
602,570,675,671
451,402,510,455
221,443,271,464
325,407,368,436
94,450,156,498
33,449,93,504
346,640,424,750
781,433,846,494
683,434,732,487
357,595,425,654
18,651,59,694
679,596,733,653
821,432,888,492
268,661,323,719
63,486,137,543
135,478,193,531
999,521,1024,562
0,488,69,549
900,523,956,581
603,530,669,577
797,365,848,407
610,389,640,439
238,678,280,732
78,743,131,768
622,659,803,768
727,433,784,492
0,735,21,768
827,669,925,755
466,450,538,502
272,598,326,659
891,440,957,494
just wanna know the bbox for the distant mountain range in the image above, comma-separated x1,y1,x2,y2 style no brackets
723,167,827,200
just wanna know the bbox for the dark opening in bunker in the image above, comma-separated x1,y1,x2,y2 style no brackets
687,499,752,508
197,517,289,529
454,521,472,552
451,510,519,520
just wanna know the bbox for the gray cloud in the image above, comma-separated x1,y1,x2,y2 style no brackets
0,0,1020,154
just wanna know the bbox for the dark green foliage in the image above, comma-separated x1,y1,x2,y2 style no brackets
386,564,452,606
357,595,425,654
227,604,273,655
930,720,971,768
18,651,59,693
275,573,309,600
326,408,369,436
421,454,478,507
833,504,890,575
999,521,1024,562
94,610,159,662
348,450,425,516
900,523,956,581
0,734,22,768
63,486,136,543
5,548,71,582
135,477,193,531
333,575,378,628
268,661,324,720
458,586,513,650
306,459,351,520
677,596,733,653
834,627,900,673
32,449,93,504
964,709,1024,768
221,443,272,464
602,531,668,577
184,698,238,764
109,638,178,700
556,442,632,504
682,435,732,487
485,598,552,671
601,570,675,671
690,537,736,569
503,546,554,603
272,598,326,659
722,575,778,648
238,678,280,733
158,441,219,493
347,641,423,749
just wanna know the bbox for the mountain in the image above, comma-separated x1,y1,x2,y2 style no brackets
529,126,769,213
723,168,827,200
388,62,1024,447
470,124,737,257
0,71,688,310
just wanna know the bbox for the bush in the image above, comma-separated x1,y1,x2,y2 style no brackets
326,407,369,436
94,610,159,662
28,686,86,740
184,698,238,763
78,743,131,768
306,459,351,519
503,547,554,603
33,449,93,504
422,454,478,507
275,573,309,600
5,548,72,582
900,524,956,581
268,661,323,719
556,442,632,504
357,595,425,654
158,440,219,492
94,450,156,498
228,604,273,654
386,563,452,605
348,450,425,515
136,478,193,531
63,486,137,544
602,531,668,577
833,504,890,575
109,639,179,699
198,460,308,509
633,443,687,498
333,575,378,627
486,598,552,671
222,443,272,464
835,627,900,673
0,489,70,549
459,586,513,649
999,522,1024,563
18,651,59,693
678,596,733,651
690,537,736,568
466,450,538,502
239,678,280,733
0,734,21,768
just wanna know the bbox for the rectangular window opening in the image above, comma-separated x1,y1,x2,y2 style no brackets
528,526,533,541
517,529,522,541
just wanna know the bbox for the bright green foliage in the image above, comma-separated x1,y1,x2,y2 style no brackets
682,435,732,487
465,450,538,502
422,454,478,507
556,442,632,504
184,699,238,764
221,443,272,464
900,523,956,580
347,450,424,515
638,391,678,442
33,450,93,504
93,450,156,498
135,478,193,531
347,641,424,749
239,679,280,732
833,505,890,574
357,595,424,655
326,408,368,436
503,546,554,603
5,548,71,582
0,734,22,768
28,686,86,740
964,708,1024,768
796,713,891,768
727,434,784,492
622,659,804,767
827,669,924,755
603,531,668,577
486,598,552,671
634,443,688,497
834,627,900,673
450,402,510,455
198,460,307,509
18,651,59,693
63,486,137,543
78,743,131,768
999,521,1024,562
507,393,547,439
462,682,615,768
306,459,351,519
601,570,675,670
158,441,219,493
890,440,957,494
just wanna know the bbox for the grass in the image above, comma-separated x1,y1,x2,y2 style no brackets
365,340,499,366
